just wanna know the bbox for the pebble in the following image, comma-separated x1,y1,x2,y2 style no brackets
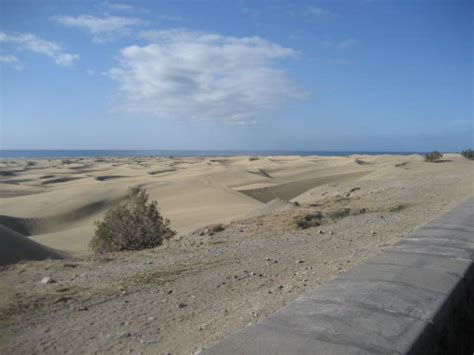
108,330,141,340
177,303,188,309
329,230,334,235
72,305,88,312
140,339,157,346
296,260,304,264
41,276,55,284
371,230,377,235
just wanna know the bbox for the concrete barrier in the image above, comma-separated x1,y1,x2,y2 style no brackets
203,198,474,354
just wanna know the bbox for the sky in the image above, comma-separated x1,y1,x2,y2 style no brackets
0,0,472,152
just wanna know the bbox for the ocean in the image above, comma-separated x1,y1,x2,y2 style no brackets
0,150,425,159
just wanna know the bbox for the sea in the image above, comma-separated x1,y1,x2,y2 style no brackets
0,150,425,159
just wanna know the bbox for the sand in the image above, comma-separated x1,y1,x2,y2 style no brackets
0,154,378,253
0,154,473,353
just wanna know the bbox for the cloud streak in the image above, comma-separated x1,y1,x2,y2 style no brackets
0,54,23,70
322,38,358,49
0,32,78,66
306,6,330,16
55,15,143,42
103,2,135,12
109,29,306,124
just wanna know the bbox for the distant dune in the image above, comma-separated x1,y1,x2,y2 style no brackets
0,154,472,255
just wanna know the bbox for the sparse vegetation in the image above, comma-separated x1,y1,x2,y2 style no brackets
326,208,351,220
424,151,443,162
294,207,372,229
295,212,323,229
90,186,175,253
355,159,369,165
385,204,407,212
461,149,474,160
199,223,225,236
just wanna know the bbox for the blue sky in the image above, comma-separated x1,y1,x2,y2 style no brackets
1,0,472,151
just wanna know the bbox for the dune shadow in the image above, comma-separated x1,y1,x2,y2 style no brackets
41,176,83,185
95,175,128,181
237,171,372,203
0,197,125,236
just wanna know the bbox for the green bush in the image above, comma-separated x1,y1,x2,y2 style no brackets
424,151,443,162
461,149,474,160
90,186,175,253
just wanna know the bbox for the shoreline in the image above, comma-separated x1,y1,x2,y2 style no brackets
0,150,433,160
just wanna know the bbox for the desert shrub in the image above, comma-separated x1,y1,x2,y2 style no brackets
295,212,323,229
424,151,443,162
355,159,369,165
461,149,474,160
90,186,175,253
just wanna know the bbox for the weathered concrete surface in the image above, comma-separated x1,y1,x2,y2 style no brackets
203,198,474,355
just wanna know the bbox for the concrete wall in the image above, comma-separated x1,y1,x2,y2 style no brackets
203,198,474,355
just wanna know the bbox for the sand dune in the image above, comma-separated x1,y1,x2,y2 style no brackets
0,224,63,266
237,171,372,203
1,154,472,255
245,198,298,218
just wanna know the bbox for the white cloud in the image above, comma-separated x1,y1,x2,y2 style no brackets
0,54,18,63
102,2,151,14
0,32,78,66
109,29,306,124
307,6,330,16
103,2,135,12
322,38,358,49
338,38,358,49
55,15,143,42
0,54,23,70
